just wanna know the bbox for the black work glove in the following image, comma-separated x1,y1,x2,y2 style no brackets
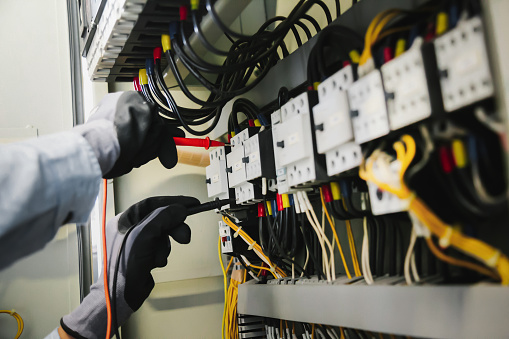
61,196,200,339
73,91,184,178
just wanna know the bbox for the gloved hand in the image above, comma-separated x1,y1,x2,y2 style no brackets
73,91,184,178
60,196,200,339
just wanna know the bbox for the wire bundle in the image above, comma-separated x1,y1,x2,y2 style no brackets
0,310,24,339
136,0,343,135
359,134,509,284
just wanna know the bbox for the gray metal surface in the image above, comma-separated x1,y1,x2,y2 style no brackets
238,281,509,338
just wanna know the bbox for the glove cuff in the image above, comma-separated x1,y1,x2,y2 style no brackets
61,275,133,339
73,120,120,176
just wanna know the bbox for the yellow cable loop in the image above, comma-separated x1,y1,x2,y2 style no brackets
218,237,228,339
360,134,509,285
0,310,24,339
320,188,352,279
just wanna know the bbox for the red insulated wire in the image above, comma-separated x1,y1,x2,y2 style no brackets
101,179,112,339
173,136,225,150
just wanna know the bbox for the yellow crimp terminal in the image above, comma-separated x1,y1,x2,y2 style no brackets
313,82,320,91
452,139,467,169
436,12,449,36
230,131,235,137
330,182,341,201
139,69,148,85
161,34,171,52
190,0,200,11
282,194,290,209
266,201,273,216
254,119,261,127
395,39,406,57
349,50,360,64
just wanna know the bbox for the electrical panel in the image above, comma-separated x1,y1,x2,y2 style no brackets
434,16,494,112
121,0,509,338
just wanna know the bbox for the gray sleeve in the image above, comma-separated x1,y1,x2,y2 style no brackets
0,131,101,269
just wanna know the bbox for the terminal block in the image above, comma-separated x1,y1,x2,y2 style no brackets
244,129,276,182
382,38,441,130
271,109,292,194
274,93,327,188
348,70,390,144
219,220,234,254
434,16,494,112
205,146,232,209
226,129,261,205
367,161,409,215
313,66,360,176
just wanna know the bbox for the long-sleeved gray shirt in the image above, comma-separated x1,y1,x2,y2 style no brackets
0,131,101,269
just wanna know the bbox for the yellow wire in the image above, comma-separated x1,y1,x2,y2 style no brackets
0,310,24,339
218,237,227,339
222,216,285,279
359,134,509,285
360,9,402,65
341,196,362,277
320,188,352,279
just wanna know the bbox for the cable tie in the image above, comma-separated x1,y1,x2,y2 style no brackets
486,250,501,268
439,227,454,248
233,226,242,238
248,241,256,251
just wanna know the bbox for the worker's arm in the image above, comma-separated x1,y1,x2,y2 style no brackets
53,196,199,339
0,91,183,270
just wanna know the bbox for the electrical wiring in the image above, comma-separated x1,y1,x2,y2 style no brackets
0,310,24,339
404,228,418,285
219,238,231,339
299,191,336,282
320,188,352,279
361,217,374,285
359,134,509,284
222,216,285,279
101,179,113,339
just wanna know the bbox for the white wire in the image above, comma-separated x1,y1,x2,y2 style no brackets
297,192,331,281
361,217,374,285
303,192,336,281
300,227,310,277
411,251,420,283
404,228,418,285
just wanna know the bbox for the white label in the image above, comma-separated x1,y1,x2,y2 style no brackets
288,133,299,145
212,174,219,183
249,152,259,163
329,113,343,126
276,167,286,176
234,161,242,171
455,50,480,75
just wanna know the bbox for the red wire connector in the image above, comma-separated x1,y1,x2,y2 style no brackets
439,145,455,174
153,47,162,64
276,194,284,212
173,136,225,150
257,203,266,217
180,5,188,21
322,184,333,203
133,77,141,91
